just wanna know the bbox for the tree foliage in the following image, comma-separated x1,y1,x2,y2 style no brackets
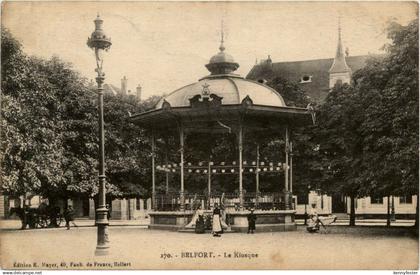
266,77,318,199
354,20,419,197
313,19,418,225
1,29,155,200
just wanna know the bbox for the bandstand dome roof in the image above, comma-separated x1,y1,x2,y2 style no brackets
155,76,286,109
131,37,314,131
154,38,286,110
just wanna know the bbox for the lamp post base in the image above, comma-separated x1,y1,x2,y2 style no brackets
95,244,110,256
95,207,110,256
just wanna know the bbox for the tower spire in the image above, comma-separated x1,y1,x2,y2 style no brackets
335,15,344,58
328,15,352,88
338,15,341,40
329,16,350,74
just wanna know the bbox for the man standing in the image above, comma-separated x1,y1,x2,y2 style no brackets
247,208,257,234
20,206,29,230
64,205,77,230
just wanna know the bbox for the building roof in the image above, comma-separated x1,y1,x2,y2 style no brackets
103,83,120,95
246,55,370,103
155,76,286,109
131,104,314,132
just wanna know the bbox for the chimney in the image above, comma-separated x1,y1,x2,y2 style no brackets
136,84,142,101
121,76,128,95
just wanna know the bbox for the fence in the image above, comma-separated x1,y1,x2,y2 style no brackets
154,192,293,211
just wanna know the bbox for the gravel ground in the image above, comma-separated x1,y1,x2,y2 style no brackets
0,226,418,270
0,219,149,230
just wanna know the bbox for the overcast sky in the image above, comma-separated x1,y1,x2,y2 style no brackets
2,1,417,99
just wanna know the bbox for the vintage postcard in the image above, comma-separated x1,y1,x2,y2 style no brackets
0,1,418,271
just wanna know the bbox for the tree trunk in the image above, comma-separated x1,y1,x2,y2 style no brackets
349,194,356,226
386,195,391,227
22,194,27,229
415,194,419,228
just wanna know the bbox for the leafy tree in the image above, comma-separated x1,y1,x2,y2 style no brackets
353,19,419,225
313,18,418,226
315,83,364,226
1,29,67,198
266,77,319,204
267,77,311,108
1,29,155,204
103,93,150,198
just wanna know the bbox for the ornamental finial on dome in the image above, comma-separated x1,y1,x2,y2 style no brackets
204,21,240,76
219,20,225,52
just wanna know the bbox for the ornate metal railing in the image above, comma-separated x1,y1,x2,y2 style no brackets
153,191,293,211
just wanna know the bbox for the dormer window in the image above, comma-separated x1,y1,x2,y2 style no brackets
300,75,312,83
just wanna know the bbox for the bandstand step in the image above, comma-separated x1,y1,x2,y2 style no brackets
178,228,236,234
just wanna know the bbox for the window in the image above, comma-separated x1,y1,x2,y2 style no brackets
300,75,312,83
136,198,141,210
296,195,308,205
371,195,383,204
82,198,90,216
399,196,412,204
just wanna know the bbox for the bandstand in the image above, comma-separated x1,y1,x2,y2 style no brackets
130,37,314,232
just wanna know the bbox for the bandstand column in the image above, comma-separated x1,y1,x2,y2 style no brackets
284,127,290,210
151,133,156,210
255,145,260,208
179,126,185,211
290,142,293,194
165,140,169,194
207,160,211,210
238,125,244,209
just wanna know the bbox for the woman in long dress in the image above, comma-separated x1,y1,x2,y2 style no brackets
212,203,223,237
195,206,205,234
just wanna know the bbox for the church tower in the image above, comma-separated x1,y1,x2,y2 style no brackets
329,18,352,89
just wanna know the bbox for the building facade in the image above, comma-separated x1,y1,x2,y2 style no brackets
0,193,152,221
292,192,417,219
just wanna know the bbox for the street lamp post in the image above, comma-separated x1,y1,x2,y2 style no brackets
87,14,112,256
